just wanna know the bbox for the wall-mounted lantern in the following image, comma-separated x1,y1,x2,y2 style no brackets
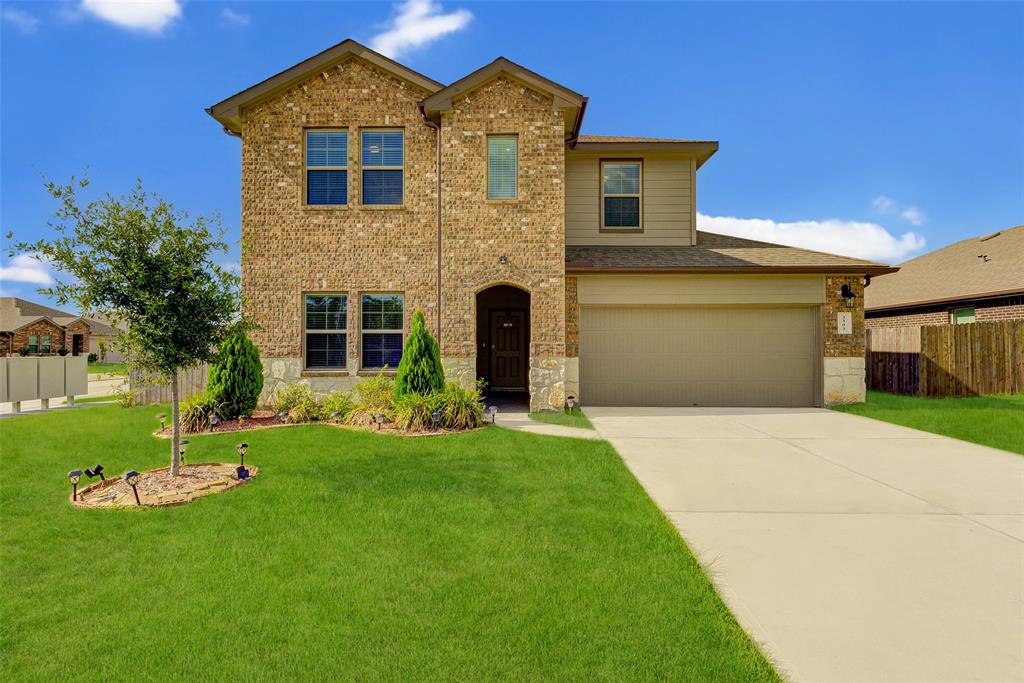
839,283,857,308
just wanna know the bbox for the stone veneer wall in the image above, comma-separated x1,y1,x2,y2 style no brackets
824,275,866,404
438,76,567,411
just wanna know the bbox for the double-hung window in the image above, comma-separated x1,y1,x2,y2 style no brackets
304,294,347,370
41,335,52,354
361,130,403,205
487,135,517,199
361,294,404,369
306,130,347,205
601,161,642,230
27,335,38,354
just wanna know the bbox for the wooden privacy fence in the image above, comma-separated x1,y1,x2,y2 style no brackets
129,364,208,405
867,320,1024,396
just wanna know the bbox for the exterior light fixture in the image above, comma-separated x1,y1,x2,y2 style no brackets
330,411,341,422
488,405,498,424
156,413,166,430
237,443,248,469
278,411,288,423
124,470,141,506
209,413,221,429
68,470,82,501
839,284,857,308
179,439,189,466
566,396,577,413
85,464,105,481
374,412,385,431
431,410,441,431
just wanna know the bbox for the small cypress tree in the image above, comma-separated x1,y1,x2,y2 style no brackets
394,309,445,399
207,327,264,419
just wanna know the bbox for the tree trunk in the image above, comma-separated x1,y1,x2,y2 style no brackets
170,369,180,477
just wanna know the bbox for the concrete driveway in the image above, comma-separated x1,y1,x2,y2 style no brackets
586,406,1024,683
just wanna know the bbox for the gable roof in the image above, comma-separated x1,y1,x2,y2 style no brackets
420,57,585,134
207,39,444,133
864,225,1024,311
566,232,896,275
0,297,118,335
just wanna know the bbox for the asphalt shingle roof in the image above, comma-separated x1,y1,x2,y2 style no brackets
0,297,119,335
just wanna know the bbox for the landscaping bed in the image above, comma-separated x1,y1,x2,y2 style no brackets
73,463,257,508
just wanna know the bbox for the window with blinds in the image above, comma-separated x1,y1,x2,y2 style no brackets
361,293,404,369
361,130,404,205
304,294,347,369
601,161,642,229
305,131,347,205
487,135,517,199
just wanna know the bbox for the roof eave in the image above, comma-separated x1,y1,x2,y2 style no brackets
571,140,719,167
866,286,1024,312
566,264,899,276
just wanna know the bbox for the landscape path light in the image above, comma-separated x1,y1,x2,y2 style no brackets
85,464,105,481
488,405,498,424
278,411,288,423
236,442,249,480
124,470,141,506
156,413,166,430
179,439,190,466
566,396,577,413
374,412,385,431
68,470,82,501
209,413,221,429
431,410,441,431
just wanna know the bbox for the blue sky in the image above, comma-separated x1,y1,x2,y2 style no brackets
2,1,1022,312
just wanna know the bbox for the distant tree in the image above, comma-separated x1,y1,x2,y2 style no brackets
394,308,445,399
207,327,263,419
7,177,239,476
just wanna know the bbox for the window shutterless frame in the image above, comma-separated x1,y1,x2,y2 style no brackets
599,159,643,232
303,293,348,370
360,292,404,370
486,134,518,200
304,129,348,206
360,129,404,206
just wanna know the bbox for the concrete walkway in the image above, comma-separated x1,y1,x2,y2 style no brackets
587,406,1024,683
493,410,600,440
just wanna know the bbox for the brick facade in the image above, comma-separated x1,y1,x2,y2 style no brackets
823,275,865,357
866,294,1024,328
4,319,89,357
565,276,578,358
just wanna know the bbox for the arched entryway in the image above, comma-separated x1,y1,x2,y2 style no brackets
476,285,530,394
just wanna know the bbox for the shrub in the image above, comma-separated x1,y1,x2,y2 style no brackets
18,347,29,357
180,391,223,433
434,381,485,430
345,373,396,426
57,347,69,356
394,392,436,431
394,309,444,399
320,390,355,422
207,328,263,419
87,352,98,363
272,383,319,422
114,385,137,408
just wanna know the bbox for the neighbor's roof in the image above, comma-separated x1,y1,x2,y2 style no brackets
865,225,1024,311
565,232,897,275
0,297,118,335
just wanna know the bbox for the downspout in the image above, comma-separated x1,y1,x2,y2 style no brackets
419,101,443,345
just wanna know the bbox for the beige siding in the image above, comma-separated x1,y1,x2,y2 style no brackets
566,152,694,245
580,306,820,407
576,274,826,306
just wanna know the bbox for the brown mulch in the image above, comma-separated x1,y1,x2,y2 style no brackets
73,463,258,509
154,410,482,439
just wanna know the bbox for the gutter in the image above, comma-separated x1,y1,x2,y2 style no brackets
565,96,588,148
205,107,242,138
865,287,1024,313
418,102,443,344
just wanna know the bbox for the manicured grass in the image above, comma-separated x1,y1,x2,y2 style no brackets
88,362,127,375
833,390,1024,455
73,396,116,403
529,407,594,430
0,405,777,681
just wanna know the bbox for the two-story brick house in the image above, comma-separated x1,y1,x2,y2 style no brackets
208,39,895,410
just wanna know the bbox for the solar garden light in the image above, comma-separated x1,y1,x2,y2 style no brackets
488,405,498,424
179,439,190,466
68,470,82,501
209,413,221,429
565,396,577,413
330,411,341,422
278,411,288,423
123,470,141,506
156,413,166,430
431,410,441,431
85,464,106,481
237,443,248,469
374,412,385,431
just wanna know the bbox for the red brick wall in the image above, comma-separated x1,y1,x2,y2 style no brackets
10,319,65,354
976,301,1024,322
866,294,1024,328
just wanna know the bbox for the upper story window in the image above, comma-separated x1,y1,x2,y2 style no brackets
487,135,517,199
305,294,347,369
361,293,404,369
306,131,348,205
601,160,642,230
361,130,404,205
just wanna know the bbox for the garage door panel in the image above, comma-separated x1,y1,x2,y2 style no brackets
580,306,818,407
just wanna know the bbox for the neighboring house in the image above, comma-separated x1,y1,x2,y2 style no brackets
0,297,119,358
865,225,1024,328
207,39,895,410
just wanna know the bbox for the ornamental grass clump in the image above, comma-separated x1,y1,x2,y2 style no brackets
393,309,444,399
320,390,355,422
180,391,223,434
434,381,485,430
207,327,263,419
345,373,396,427
272,383,319,423
394,392,435,431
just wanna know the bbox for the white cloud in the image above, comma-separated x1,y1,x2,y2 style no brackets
871,195,895,213
697,212,925,263
0,254,55,286
2,7,42,33
219,261,241,275
81,0,181,33
370,0,472,59
899,206,925,226
220,7,249,27
872,194,925,226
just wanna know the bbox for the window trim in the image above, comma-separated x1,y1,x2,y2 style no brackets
486,133,519,201
303,128,349,208
302,292,349,372
599,158,644,232
360,128,405,207
359,292,405,371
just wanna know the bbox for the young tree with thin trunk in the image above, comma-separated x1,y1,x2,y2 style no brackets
7,177,239,476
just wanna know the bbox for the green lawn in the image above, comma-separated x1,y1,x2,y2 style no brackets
529,407,594,430
833,391,1024,455
88,362,127,375
0,405,777,681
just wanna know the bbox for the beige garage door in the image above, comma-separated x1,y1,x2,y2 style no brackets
580,306,819,407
